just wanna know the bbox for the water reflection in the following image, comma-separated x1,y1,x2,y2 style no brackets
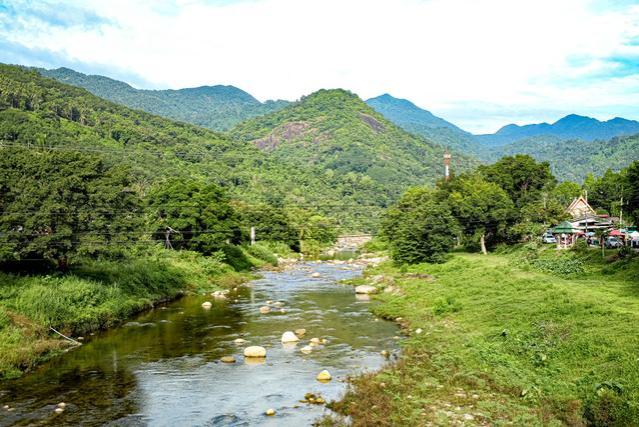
1,262,398,426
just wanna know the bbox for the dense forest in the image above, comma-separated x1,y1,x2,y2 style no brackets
38,67,290,131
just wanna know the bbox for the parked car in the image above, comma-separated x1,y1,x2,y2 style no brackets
541,234,556,244
605,236,623,248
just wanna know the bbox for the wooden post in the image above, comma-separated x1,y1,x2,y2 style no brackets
480,234,487,255
250,226,256,246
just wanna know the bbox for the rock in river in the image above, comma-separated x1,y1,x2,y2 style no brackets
281,331,300,343
201,301,213,309
294,328,306,337
244,346,267,358
355,285,377,294
311,272,321,278
265,408,276,416
300,345,313,354
316,370,332,382
259,306,270,314
220,356,236,363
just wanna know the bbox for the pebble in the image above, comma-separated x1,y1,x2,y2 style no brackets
311,272,321,278
381,350,390,358
3,405,9,409
316,370,332,381
234,338,247,344
415,328,423,334
201,301,212,309
57,402,66,408
300,345,313,354
54,407,64,414
259,306,270,314
220,356,236,363
294,328,306,337
265,408,276,416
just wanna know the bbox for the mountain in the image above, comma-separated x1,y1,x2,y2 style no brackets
231,89,476,199
37,67,290,131
476,114,639,146
479,133,639,182
365,94,476,151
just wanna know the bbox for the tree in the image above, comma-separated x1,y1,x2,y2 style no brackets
0,147,142,267
147,178,242,254
446,175,516,254
382,187,459,264
625,161,639,224
478,155,555,207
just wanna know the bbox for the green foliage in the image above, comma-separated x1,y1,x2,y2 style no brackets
382,187,459,264
624,161,639,223
478,154,556,207
38,67,289,131
0,147,141,264
243,243,278,266
148,178,242,253
432,296,462,315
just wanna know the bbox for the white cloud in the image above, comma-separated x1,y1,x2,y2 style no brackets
2,0,639,133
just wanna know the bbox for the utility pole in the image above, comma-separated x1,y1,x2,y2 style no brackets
165,226,177,250
250,226,256,246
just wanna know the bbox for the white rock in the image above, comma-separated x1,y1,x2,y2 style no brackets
266,408,276,416
300,345,313,354
294,328,306,337
243,346,267,358
316,370,332,381
201,301,212,308
234,338,247,344
310,337,321,345
311,272,321,278
57,402,66,408
355,285,377,294
54,407,64,414
281,331,300,343
415,328,423,334
259,306,270,314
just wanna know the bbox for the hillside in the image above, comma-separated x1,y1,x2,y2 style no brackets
476,114,639,146
0,64,434,232
480,133,639,182
231,89,475,198
38,67,289,131
365,94,476,151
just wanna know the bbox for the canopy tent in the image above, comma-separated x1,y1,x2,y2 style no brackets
630,231,639,240
609,230,624,237
552,221,580,234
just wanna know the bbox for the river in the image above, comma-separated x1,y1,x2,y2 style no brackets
0,261,399,426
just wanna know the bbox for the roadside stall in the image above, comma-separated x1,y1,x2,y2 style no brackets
551,221,580,249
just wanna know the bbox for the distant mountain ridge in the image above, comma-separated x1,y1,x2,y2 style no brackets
365,94,477,151
37,67,290,131
476,114,639,146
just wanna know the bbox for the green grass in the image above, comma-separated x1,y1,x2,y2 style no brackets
332,248,639,426
0,245,277,380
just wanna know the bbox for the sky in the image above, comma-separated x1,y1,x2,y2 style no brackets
1,0,639,133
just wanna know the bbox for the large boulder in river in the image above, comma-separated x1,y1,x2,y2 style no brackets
243,346,267,358
281,331,300,343
355,285,377,294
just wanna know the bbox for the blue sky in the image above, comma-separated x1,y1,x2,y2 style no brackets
1,0,639,133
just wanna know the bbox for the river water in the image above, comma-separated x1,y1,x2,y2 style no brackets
0,262,398,426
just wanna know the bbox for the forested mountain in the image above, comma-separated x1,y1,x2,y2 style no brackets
37,67,289,131
231,89,475,199
479,133,639,182
476,114,639,146
365,94,476,151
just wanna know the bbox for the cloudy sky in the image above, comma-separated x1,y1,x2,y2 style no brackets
1,0,638,133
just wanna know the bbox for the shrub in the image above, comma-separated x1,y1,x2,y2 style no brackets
244,244,278,266
432,296,462,315
584,384,639,426
220,245,255,271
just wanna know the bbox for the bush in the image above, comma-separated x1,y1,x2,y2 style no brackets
220,245,255,271
528,257,585,276
432,296,462,315
244,243,278,266
584,384,639,426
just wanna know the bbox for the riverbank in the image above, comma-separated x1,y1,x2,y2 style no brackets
0,246,277,380
330,247,639,426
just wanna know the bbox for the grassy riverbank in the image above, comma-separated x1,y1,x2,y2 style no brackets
331,246,639,426
0,245,278,380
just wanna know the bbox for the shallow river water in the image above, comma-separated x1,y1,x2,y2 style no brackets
0,262,399,426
